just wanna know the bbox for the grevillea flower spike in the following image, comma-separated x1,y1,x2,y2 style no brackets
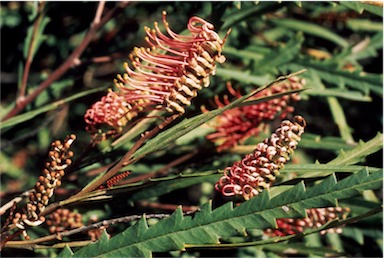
206,76,304,151
215,115,306,200
10,135,76,239
85,11,230,140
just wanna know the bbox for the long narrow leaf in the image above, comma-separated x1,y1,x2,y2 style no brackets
269,18,349,47
0,86,107,130
283,59,383,96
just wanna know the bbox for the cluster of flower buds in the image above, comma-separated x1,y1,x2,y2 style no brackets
45,208,83,234
206,76,304,151
84,11,230,140
264,207,350,237
215,116,306,200
11,135,76,238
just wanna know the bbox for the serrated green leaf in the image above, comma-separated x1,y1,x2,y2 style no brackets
71,169,382,257
269,18,349,47
328,133,383,166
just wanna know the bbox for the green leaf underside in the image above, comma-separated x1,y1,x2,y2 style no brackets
67,169,382,257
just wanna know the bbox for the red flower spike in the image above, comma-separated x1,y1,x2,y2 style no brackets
84,11,230,140
215,116,306,200
206,76,305,152
264,207,351,237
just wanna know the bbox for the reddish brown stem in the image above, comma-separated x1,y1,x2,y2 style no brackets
2,1,128,122
138,201,200,213
19,1,45,101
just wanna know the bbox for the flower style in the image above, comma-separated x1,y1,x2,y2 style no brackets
11,135,75,239
84,11,230,139
264,207,350,237
206,76,304,151
215,115,306,200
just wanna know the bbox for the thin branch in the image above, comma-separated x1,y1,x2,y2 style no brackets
2,1,129,122
18,1,45,101
3,213,172,248
137,201,200,213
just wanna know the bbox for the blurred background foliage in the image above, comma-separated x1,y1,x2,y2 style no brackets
0,1,382,257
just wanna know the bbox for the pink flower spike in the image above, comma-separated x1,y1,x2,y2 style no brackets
84,11,229,141
206,77,305,151
264,207,351,237
215,116,306,200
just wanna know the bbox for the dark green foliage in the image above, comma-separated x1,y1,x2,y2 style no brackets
1,1,382,257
